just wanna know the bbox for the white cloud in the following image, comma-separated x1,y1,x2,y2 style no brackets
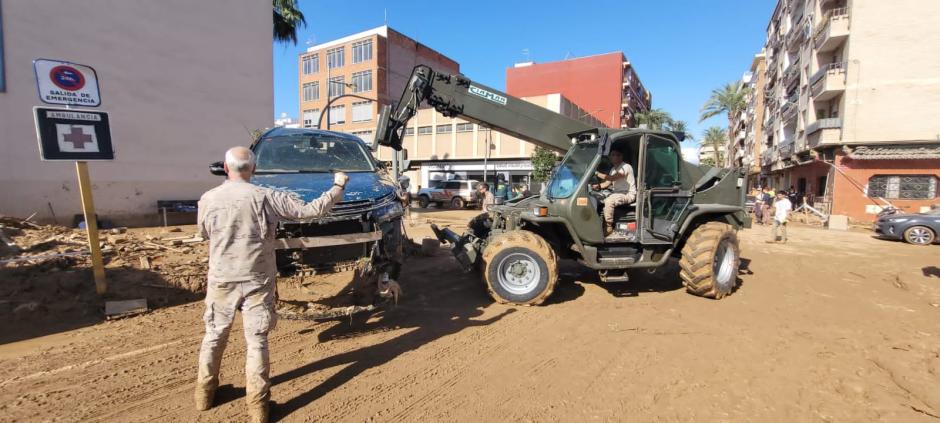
681,146,700,165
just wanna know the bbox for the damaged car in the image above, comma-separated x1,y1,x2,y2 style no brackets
210,127,406,276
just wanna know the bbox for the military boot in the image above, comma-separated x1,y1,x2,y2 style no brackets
248,402,269,423
194,385,215,411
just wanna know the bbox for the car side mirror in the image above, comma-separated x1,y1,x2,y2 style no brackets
209,161,225,176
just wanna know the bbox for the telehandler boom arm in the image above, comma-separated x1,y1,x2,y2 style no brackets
375,65,595,154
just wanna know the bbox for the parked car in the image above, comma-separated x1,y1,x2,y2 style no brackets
873,206,940,246
416,179,480,209
210,127,405,273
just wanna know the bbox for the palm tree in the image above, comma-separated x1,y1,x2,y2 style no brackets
667,119,692,141
634,108,672,130
273,0,307,44
701,127,726,166
699,82,749,165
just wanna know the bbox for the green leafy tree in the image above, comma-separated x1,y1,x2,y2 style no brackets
699,82,750,124
530,147,557,183
273,0,306,44
701,126,726,166
634,108,672,130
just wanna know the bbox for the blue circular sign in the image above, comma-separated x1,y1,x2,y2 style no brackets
49,65,86,91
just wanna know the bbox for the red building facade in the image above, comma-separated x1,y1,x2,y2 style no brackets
506,52,651,129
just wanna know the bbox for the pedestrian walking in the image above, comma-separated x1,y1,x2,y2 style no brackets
767,190,792,244
194,146,347,422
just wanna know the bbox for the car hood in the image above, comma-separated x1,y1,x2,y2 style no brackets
252,172,394,202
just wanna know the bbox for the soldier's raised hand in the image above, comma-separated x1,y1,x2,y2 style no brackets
334,171,348,187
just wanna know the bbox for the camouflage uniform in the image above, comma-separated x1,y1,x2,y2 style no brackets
195,180,343,409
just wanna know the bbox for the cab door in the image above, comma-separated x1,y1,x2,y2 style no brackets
637,135,691,244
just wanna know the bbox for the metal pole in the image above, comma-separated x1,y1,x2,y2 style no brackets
326,65,331,130
75,161,106,294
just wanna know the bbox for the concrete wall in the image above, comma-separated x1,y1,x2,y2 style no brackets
841,0,940,144
0,0,271,225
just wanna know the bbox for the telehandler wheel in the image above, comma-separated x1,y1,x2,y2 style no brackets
679,221,740,299
482,231,558,305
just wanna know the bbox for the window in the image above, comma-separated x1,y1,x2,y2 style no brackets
302,109,320,128
302,54,318,75
351,130,373,143
351,101,372,122
456,123,473,132
436,124,452,134
302,82,319,102
444,181,461,190
351,70,372,93
254,133,373,173
404,128,415,136
868,175,937,200
352,39,373,63
329,105,345,125
417,126,432,135
328,76,344,98
327,47,344,68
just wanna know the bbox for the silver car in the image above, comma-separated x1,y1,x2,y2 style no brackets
416,179,480,209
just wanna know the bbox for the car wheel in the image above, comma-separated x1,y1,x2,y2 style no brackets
903,226,935,245
451,197,466,209
417,195,430,208
482,231,558,305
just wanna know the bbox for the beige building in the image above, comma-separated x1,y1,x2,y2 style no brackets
746,0,940,221
0,0,272,225
297,26,458,142
376,94,603,190
731,52,767,186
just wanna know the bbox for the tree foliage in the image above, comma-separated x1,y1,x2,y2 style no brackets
699,82,750,123
530,147,557,183
273,0,306,45
701,126,727,166
634,108,691,140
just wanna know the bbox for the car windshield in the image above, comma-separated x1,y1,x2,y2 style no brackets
547,142,597,199
254,133,374,173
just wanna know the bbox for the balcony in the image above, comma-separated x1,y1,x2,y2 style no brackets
814,7,850,53
806,118,842,146
811,62,846,101
761,148,776,166
778,141,795,158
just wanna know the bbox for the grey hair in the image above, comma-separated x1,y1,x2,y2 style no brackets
225,147,255,172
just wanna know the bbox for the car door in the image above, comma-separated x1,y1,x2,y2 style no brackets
637,135,692,244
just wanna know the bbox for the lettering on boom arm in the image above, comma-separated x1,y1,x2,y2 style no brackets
468,85,508,106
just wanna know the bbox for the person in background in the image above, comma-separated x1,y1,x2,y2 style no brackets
195,146,347,422
767,190,792,244
478,182,495,213
759,187,773,225
753,186,766,225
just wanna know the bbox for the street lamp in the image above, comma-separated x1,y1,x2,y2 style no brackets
322,79,360,130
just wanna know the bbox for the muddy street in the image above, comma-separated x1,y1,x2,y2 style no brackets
1,210,939,422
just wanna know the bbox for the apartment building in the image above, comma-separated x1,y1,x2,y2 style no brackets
749,0,940,222
374,94,604,190
505,52,651,128
731,53,768,188
297,26,458,143
699,144,727,167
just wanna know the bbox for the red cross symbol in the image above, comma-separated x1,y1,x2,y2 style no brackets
62,126,94,149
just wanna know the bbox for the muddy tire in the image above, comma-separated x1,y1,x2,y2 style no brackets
482,231,557,305
679,221,740,299
903,225,935,245
451,197,466,209
417,195,430,208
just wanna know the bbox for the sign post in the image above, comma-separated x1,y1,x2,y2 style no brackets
32,58,111,294
75,161,107,294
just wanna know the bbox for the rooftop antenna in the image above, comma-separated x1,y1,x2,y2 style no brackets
521,48,530,63
564,51,571,60
384,8,388,25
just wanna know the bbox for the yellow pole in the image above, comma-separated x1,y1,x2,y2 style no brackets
75,161,107,294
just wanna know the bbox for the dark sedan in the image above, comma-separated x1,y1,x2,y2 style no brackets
873,207,940,245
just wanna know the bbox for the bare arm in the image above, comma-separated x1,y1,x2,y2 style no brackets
267,185,344,220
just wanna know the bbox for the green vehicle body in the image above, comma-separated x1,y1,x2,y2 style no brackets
376,65,750,304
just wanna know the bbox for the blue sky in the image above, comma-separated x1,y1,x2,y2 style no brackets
273,0,775,157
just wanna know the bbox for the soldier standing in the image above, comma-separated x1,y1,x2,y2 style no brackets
194,146,347,422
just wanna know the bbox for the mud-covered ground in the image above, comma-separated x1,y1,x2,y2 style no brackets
1,210,938,422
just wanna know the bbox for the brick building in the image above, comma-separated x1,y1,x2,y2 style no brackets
297,25,458,141
505,52,651,128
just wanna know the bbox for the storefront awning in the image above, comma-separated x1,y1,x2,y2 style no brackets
848,145,940,160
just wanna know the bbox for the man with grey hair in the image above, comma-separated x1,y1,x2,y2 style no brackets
194,146,347,422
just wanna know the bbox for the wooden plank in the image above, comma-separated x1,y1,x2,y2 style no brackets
274,232,382,250
76,161,107,294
